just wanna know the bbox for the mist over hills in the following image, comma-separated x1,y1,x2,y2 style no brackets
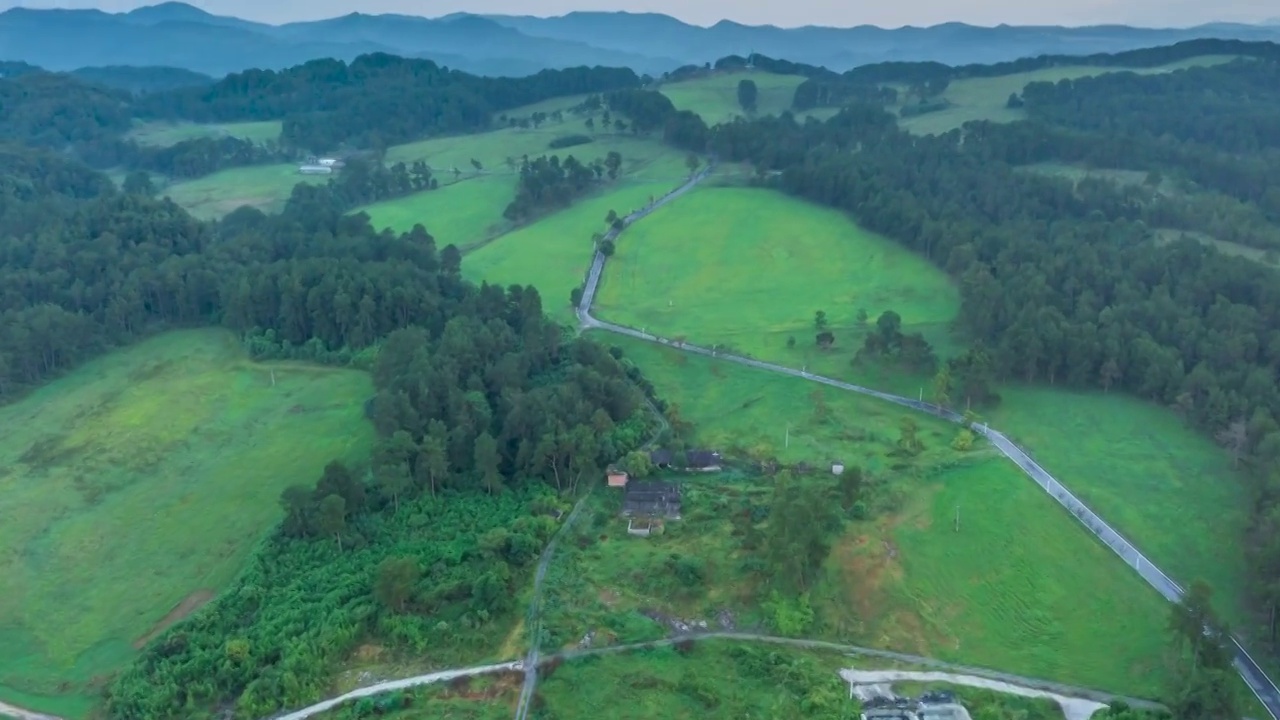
2,1,1280,79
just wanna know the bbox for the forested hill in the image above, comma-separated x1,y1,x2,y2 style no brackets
0,54,639,177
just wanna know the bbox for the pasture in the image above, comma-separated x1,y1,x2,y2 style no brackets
987,387,1250,626
127,120,282,147
464,152,690,324
0,329,373,715
541,339,1172,696
161,162,326,219
894,55,1239,135
657,70,833,125
593,185,961,363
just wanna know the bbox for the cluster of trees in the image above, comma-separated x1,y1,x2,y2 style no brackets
604,88,710,152
503,151,623,222
143,54,640,152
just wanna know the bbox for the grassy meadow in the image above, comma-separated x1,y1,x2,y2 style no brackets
539,341,1172,697
894,55,1239,135
0,329,374,715
161,162,327,219
657,70,836,125
127,120,282,147
594,185,961,358
464,153,691,325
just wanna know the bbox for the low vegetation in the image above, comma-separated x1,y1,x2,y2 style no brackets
0,329,374,715
312,675,516,720
126,120,283,147
594,185,961,360
890,55,1238,135
656,70,824,124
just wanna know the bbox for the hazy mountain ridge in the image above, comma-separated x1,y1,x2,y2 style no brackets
1,2,1278,78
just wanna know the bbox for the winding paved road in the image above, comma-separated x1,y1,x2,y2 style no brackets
574,164,1280,719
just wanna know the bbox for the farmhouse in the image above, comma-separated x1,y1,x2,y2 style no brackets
649,448,722,472
606,469,629,487
298,164,333,175
622,479,681,518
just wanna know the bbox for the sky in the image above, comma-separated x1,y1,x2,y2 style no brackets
2,0,1276,28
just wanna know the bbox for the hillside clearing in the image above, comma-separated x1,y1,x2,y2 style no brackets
895,55,1240,135
0,329,374,716
127,120,282,147
464,154,691,325
161,162,326,219
657,70,835,125
593,185,961,359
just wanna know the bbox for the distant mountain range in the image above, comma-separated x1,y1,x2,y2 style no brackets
3,2,1280,79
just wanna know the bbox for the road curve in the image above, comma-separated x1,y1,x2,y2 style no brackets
574,168,1280,719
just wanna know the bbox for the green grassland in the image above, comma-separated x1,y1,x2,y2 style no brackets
362,130,681,250
161,162,327,219
540,368,1171,698
656,70,835,125
0,329,374,715
894,55,1240,135
464,153,691,325
593,185,961,359
127,120,282,147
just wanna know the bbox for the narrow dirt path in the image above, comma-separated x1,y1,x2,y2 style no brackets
840,669,1105,720
0,701,63,720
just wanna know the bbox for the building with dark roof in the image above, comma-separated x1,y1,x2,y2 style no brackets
622,480,681,518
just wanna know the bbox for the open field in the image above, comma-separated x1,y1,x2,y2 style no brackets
594,185,961,358
463,154,691,324
161,162,326,219
895,55,1240,135
127,120,282,147
364,131,681,249
988,386,1250,625
0,329,374,715
540,375,1171,698
657,70,837,125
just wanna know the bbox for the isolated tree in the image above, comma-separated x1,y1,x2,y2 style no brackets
474,432,503,495
932,366,953,408
374,556,421,613
737,78,759,112
1006,92,1024,109
1217,418,1249,468
837,465,863,510
585,117,595,132
685,154,701,175
600,239,616,256
786,336,797,349
814,310,829,331
470,158,482,172
570,287,584,307
317,494,347,550
604,151,623,180
605,209,618,226
615,119,628,133
897,417,923,456
815,331,835,349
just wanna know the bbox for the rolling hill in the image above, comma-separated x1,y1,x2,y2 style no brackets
2,2,1280,79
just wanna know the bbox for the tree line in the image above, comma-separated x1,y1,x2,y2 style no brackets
503,151,624,222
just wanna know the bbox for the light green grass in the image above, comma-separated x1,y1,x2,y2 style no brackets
0,329,374,715
594,185,961,358
988,387,1249,626
127,120,282,147
821,457,1170,697
463,153,690,324
657,70,831,125
896,55,1240,135
358,174,518,250
162,162,326,219
597,333,959,468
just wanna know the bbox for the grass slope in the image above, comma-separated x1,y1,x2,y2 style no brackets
657,70,837,125
463,154,690,325
567,334,1170,696
895,55,1239,135
0,329,374,716
127,120,282,147
594,185,961,356
162,163,326,219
